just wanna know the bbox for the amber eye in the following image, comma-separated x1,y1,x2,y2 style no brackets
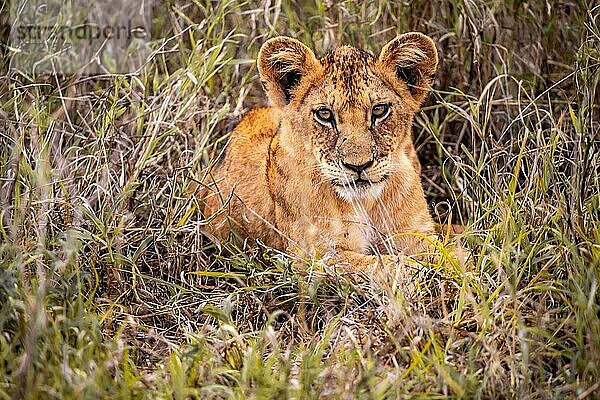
371,104,390,121
314,108,335,126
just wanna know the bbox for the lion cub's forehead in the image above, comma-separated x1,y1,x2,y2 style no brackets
320,46,376,73
317,46,386,107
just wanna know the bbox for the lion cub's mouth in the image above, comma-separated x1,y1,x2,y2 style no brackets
351,178,372,187
335,177,381,188
332,174,389,189
331,176,387,200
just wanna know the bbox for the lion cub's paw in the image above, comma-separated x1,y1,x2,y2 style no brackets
324,252,422,293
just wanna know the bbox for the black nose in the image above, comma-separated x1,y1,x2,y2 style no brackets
342,159,374,174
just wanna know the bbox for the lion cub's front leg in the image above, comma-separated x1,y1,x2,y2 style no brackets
322,249,422,289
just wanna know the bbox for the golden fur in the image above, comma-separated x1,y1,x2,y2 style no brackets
201,33,442,276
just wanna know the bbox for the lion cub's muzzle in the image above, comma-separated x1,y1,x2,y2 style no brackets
341,158,375,184
320,156,389,189
318,135,390,189
333,134,384,185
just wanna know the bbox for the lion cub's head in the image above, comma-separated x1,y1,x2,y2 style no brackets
257,33,438,200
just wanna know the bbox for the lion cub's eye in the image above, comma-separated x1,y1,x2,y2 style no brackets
371,104,390,122
314,108,335,126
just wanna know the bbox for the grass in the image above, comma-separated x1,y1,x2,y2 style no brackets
1,0,599,398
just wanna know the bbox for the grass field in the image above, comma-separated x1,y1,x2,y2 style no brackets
1,1,599,398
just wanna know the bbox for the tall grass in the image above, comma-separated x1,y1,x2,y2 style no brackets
1,0,598,398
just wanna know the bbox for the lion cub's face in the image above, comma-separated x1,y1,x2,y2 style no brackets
257,33,438,200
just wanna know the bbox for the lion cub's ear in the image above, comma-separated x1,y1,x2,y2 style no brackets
377,32,438,105
257,36,319,107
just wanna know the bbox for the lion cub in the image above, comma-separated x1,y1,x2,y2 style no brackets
202,33,440,276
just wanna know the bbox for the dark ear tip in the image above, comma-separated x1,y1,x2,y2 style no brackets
259,36,305,56
395,32,438,60
260,36,291,49
258,37,292,63
381,32,438,69
397,32,434,44
257,36,316,72
399,32,429,40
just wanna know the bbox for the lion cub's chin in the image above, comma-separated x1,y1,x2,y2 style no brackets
333,181,385,202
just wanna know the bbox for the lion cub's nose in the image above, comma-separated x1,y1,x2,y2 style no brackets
342,159,374,174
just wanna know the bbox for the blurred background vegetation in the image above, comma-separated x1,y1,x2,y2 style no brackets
0,1,598,398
